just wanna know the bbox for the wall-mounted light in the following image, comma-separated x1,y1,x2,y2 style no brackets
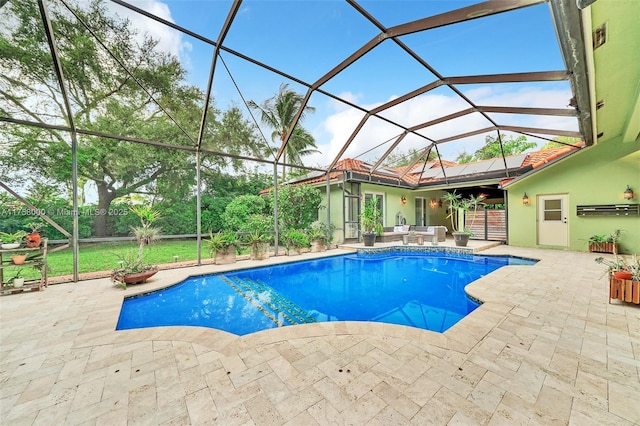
400,195,407,205
429,199,443,209
624,185,634,200
522,193,530,205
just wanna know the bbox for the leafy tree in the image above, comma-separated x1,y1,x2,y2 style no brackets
471,134,537,161
201,196,232,233
455,134,537,164
270,184,322,230
379,147,437,168
0,0,261,236
200,169,272,199
247,83,318,181
455,151,474,164
540,136,581,149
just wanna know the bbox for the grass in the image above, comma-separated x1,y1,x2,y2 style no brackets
2,239,220,282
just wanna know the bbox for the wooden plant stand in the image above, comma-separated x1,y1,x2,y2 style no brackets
0,239,48,295
609,276,640,304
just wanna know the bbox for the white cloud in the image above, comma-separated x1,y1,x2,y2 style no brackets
328,91,362,111
107,1,192,65
311,85,578,165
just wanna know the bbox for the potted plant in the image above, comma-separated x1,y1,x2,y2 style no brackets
588,229,621,254
111,253,158,288
441,191,484,247
10,253,27,265
281,229,310,255
111,205,161,288
1,230,27,249
629,254,640,282
25,221,45,248
7,269,25,288
360,198,383,247
595,254,632,279
207,230,238,264
239,214,272,260
307,221,334,253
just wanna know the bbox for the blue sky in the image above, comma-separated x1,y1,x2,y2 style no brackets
111,0,576,167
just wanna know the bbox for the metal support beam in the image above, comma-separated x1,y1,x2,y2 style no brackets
39,0,79,282
272,163,279,256
384,0,545,38
196,150,202,265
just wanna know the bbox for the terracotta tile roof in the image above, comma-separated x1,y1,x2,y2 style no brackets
262,143,584,193
522,142,584,168
290,158,405,186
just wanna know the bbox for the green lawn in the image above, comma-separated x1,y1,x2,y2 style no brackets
3,239,214,281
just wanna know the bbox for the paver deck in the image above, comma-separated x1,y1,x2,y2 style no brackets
1,241,639,425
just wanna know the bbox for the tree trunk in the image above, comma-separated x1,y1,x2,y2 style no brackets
94,183,117,237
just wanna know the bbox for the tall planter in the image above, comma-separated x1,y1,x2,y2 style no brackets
310,239,326,253
250,242,270,260
453,232,470,247
287,246,302,256
363,233,376,247
214,246,237,265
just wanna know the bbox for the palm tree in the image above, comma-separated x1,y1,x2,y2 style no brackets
247,83,318,181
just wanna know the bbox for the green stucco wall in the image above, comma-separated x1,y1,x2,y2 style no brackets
507,138,640,253
320,183,455,243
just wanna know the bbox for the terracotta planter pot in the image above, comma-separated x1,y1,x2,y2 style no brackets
613,271,633,280
11,255,27,265
26,232,41,248
113,268,158,285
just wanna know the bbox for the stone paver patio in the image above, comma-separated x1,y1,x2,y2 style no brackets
1,242,639,425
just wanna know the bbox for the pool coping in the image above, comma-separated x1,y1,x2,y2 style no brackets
109,243,538,357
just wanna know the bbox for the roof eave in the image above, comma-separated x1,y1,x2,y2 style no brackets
548,0,594,146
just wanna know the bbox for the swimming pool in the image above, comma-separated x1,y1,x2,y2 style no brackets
117,251,536,335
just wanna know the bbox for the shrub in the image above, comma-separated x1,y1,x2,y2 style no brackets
222,195,269,231
281,229,310,250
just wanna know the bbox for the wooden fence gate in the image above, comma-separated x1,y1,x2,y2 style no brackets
465,208,507,241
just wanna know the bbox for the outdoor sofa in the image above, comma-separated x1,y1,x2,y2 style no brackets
376,225,448,243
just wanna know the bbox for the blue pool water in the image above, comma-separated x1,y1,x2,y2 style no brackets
117,251,536,335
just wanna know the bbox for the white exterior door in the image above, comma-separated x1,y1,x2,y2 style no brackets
537,194,568,246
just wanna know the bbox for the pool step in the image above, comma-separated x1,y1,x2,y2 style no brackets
219,276,315,327
242,277,317,325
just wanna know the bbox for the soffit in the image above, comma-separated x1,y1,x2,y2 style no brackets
590,1,640,144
